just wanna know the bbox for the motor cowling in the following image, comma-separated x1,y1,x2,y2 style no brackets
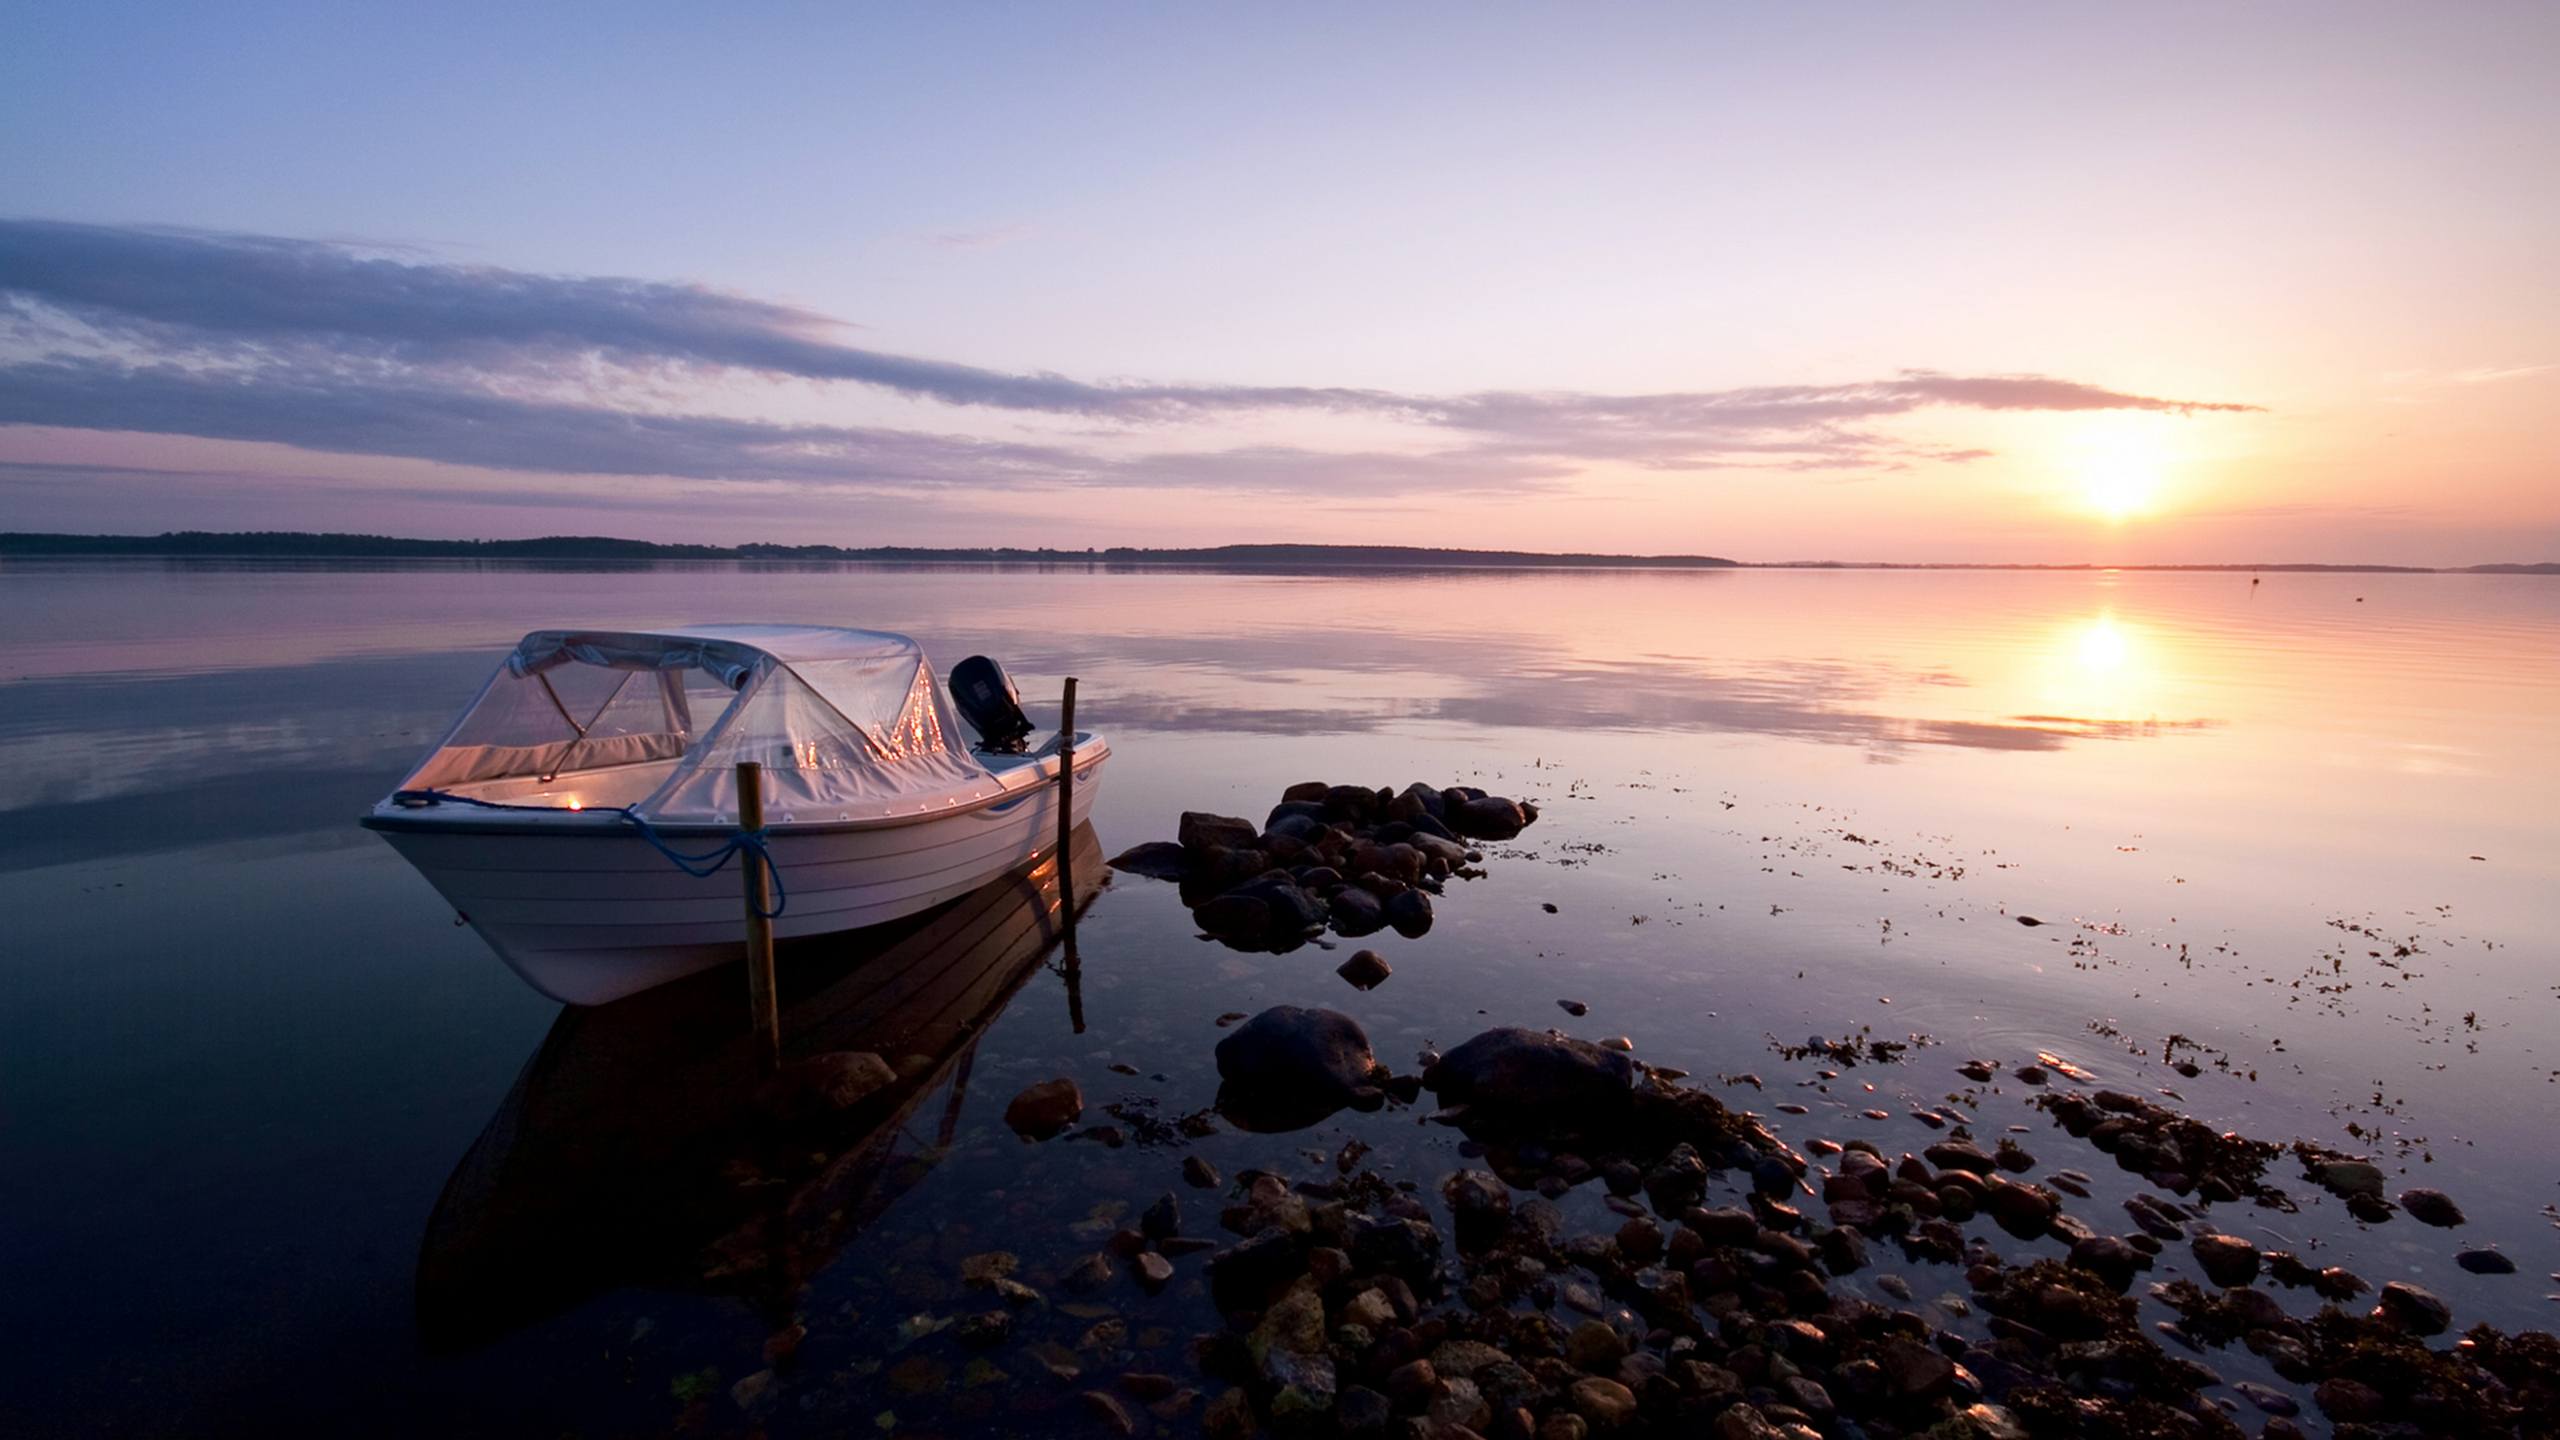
949,655,1035,753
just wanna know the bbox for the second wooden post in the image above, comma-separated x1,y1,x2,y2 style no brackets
737,759,780,1072
1056,678,1084,1032
1055,677,1078,866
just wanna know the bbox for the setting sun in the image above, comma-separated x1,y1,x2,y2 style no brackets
2062,413,2183,523
2082,453,2161,522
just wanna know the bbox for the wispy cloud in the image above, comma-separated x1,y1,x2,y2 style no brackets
2446,363,2553,386
0,218,2262,497
2380,362,2555,389
926,224,1031,252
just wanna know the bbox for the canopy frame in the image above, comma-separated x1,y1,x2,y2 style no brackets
396,625,1002,821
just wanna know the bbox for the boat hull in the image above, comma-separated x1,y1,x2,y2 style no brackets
373,752,1105,1004
414,826,1105,1345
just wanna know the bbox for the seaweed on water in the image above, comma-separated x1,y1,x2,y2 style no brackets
1773,1027,1935,1066
2295,1307,2538,1434
2031,1089,2290,1208
2002,1385,2248,1440
1972,1259,2139,1342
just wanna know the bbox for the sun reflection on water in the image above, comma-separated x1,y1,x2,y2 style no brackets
2040,609,2164,723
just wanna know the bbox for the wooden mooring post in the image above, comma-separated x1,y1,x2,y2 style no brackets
1055,677,1078,868
737,760,780,1073
1056,678,1085,1033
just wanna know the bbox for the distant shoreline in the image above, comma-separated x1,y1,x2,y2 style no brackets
0,531,2550,574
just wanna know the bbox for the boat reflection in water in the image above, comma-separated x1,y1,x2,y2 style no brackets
415,823,1105,1349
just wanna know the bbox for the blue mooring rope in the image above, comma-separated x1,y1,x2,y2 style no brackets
389,788,786,918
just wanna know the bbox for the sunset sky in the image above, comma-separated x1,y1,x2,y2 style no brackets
2,3,2553,563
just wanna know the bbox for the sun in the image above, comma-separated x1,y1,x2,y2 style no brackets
2082,451,2160,522
2064,413,2177,523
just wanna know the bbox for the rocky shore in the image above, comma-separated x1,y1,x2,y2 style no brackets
708,780,2556,1439
975,1024,2558,1439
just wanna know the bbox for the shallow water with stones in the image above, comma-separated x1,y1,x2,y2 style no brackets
1,559,2553,1434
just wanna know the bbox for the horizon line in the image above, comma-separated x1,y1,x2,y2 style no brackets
1,530,2551,575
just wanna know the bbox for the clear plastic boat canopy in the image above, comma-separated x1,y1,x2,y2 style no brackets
397,625,1004,821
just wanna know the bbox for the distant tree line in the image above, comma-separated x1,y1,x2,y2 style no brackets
0,531,1743,567
1,531,2543,571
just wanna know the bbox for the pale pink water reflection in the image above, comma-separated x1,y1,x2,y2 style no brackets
2,560,2555,1432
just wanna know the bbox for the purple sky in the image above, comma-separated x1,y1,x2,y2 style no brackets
3,3,2553,562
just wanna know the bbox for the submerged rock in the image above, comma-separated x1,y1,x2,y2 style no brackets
2191,1232,2260,1286
2399,1187,2466,1227
1106,840,1189,880
2069,1234,2143,1291
1003,1078,1084,1140
1925,1139,1997,1174
1336,949,1392,990
757,1049,895,1118
1442,1169,1512,1249
2305,1152,2386,1199
2375,1280,2452,1335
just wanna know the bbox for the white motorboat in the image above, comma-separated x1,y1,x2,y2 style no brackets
362,624,1106,1005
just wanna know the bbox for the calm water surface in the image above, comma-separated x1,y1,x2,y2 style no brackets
2,561,2554,1434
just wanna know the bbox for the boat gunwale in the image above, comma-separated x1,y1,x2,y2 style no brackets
359,741,1108,840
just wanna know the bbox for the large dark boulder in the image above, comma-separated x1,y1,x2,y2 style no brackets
1448,795,1531,840
1425,1028,1636,1114
1215,1006,1378,1131
1179,811,1260,852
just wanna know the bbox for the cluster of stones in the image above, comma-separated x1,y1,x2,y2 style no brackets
1175,1016,2556,1437
2028,1086,2519,1276
2149,1273,2560,1432
1108,781,1540,949
2031,1088,2289,1207
864,1018,2553,1439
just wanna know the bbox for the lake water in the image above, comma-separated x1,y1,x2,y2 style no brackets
2,560,2553,1434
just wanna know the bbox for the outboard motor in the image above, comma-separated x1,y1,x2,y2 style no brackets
949,655,1036,753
